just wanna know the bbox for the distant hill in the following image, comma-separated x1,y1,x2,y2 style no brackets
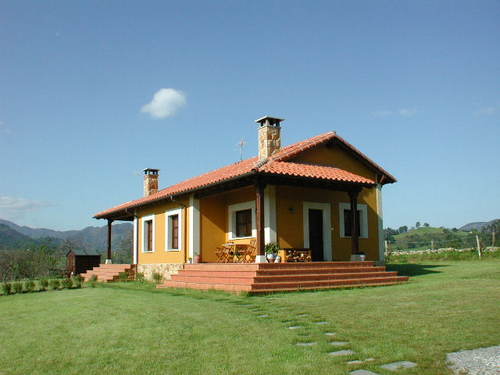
0,219,132,252
459,219,499,232
0,224,38,250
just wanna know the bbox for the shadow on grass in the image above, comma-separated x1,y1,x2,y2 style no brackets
386,263,445,277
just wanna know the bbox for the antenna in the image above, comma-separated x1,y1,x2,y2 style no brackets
237,139,246,161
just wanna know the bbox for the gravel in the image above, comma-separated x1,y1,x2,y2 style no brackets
447,345,500,375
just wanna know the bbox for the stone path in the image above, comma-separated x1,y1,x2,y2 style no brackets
244,302,424,374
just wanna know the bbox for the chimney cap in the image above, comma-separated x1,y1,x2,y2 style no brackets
255,115,285,127
143,168,160,175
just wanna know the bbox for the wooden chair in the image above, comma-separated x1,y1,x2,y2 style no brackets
245,239,257,263
216,243,234,263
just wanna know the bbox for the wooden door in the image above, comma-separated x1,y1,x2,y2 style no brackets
308,209,324,261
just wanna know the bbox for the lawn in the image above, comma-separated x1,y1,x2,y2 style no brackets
1,260,499,375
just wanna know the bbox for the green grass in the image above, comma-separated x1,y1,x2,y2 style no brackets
1,260,499,375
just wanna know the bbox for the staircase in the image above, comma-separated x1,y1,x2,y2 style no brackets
81,264,136,282
158,261,408,294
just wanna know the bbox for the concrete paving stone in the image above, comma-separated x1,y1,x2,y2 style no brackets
329,349,356,356
296,342,317,346
350,370,381,375
257,314,269,318
314,321,329,325
288,326,303,329
324,332,336,336
329,341,349,346
347,360,364,365
380,361,417,371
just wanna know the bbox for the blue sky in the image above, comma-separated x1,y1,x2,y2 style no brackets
0,1,498,230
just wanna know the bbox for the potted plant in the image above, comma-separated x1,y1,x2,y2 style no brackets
265,243,280,263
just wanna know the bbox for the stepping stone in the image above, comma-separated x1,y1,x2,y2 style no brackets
296,342,317,346
330,341,349,346
347,360,364,365
329,349,356,356
380,361,417,371
324,332,336,336
288,326,303,330
257,314,269,318
314,321,329,325
350,370,381,375
297,314,309,317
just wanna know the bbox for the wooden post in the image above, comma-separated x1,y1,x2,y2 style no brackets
107,219,113,262
348,190,360,255
476,234,481,258
255,182,265,258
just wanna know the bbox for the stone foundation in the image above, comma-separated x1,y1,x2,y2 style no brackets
137,263,184,281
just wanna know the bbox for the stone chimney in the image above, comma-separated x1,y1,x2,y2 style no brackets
143,168,159,197
255,116,284,161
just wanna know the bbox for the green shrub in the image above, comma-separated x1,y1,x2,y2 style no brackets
12,282,23,294
152,272,163,284
88,274,98,288
136,272,145,282
118,272,129,282
40,279,49,291
24,280,35,293
61,278,72,289
49,279,60,290
1,282,12,296
72,276,82,289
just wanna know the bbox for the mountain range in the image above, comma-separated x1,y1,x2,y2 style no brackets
0,219,132,252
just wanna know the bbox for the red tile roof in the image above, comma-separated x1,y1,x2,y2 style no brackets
259,161,375,184
94,132,394,219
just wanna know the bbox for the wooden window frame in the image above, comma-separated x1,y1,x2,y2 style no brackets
228,201,256,240
339,202,368,238
165,208,183,252
141,215,156,252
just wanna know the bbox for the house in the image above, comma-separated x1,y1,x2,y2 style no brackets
93,116,403,291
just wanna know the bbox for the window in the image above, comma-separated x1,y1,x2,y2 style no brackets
169,214,179,249
166,208,183,251
343,209,361,237
228,201,256,239
339,203,368,238
142,215,155,252
235,209,252,238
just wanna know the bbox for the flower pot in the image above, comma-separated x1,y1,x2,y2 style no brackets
266,253,276,262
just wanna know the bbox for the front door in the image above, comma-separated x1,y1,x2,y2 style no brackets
308,209,324,261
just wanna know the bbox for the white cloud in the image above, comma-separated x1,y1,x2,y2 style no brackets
476,106,498,116
141,88,186,119
371,108,417,118
0,121,11,135
0,196,52,220
398,108,417,117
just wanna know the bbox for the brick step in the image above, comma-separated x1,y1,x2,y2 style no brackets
81,264,135,283
249,280,408,294
251,276,409,290
170,272,398,285
159,277,408,293
184,261,375,272
175,266,387,278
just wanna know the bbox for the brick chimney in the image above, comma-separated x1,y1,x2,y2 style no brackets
255,116,284,161
143,168,159,197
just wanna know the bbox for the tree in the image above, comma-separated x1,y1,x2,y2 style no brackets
398,226,408,234
416,222,421,229
423,223,430,227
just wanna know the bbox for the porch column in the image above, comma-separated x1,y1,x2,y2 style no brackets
255,182,266,263
106,219,113,264
348,191,359,255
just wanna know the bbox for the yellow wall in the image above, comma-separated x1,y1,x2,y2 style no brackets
137,197,189,265
199,186,256,262
275,185,379,261
292,143,377,181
